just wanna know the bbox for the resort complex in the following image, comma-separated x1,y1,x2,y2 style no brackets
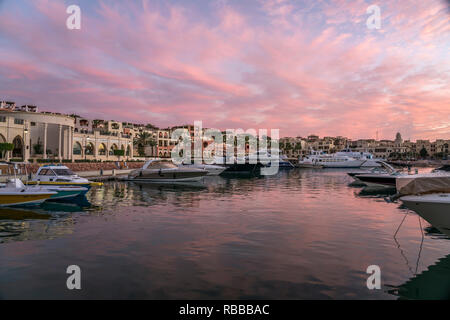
0,100,448,163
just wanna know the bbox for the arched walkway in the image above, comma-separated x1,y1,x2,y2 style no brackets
73,142,82,155
98,143,106,155
109,144,118,156
85,142,94,155
12,136,24,159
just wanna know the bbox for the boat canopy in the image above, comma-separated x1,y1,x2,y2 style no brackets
142,160,178,170
396,173,450,195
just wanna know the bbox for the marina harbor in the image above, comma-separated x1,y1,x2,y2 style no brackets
0,0,448,303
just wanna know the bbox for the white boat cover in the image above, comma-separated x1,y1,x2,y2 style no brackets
396,173,450,195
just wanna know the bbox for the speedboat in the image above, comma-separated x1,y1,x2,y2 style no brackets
0,178,56,207
354,172,403,188
26,165,102,189
298,150,365,168
348,161,398,184
401,194,450,236
128,160,208,182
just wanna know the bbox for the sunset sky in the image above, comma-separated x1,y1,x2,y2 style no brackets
0,0,449,140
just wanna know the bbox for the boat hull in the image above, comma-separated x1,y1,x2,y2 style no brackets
401,194,450,236
47,188,88,200
321,160,365,168
129,169,207,182
0,193,51,207
355,175,397,187
26,181,98,189
222,163,264,173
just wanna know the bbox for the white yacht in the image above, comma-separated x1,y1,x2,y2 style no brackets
401,194,450,236
298,151,365,168
335,149,382,167
398,171,450,236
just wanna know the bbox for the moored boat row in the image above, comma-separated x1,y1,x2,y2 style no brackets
349,162,450,236
0,162,101,207
298,150,382,168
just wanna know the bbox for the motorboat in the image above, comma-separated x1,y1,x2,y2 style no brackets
401,194,450,236
128,160,208,182
354,172,403,188
396,171,450,235
298,150,365,168
0,178,56,207
26,165,102,189
348,161,398,184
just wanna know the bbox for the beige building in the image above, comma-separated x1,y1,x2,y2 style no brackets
280,132,449,160
1,104,75,162
73,117,134,161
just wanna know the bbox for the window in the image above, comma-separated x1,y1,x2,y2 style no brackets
85,143,94,155
98,144,106,155
0,116,6,122
73,142,82,155
53,169,75,176
14,118,24,125
39,169,56,176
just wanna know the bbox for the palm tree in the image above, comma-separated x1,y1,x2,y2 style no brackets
133,132,156,157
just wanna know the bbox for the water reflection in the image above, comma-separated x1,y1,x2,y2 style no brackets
0,196,93,244
0,169,449,299
388,254,450,300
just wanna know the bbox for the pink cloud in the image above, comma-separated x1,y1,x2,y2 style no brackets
0,0,448,140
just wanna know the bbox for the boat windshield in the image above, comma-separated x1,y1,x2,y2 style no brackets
53,168,75,176
146,161,178,169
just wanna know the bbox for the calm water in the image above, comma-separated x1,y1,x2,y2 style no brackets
0,169,449,299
